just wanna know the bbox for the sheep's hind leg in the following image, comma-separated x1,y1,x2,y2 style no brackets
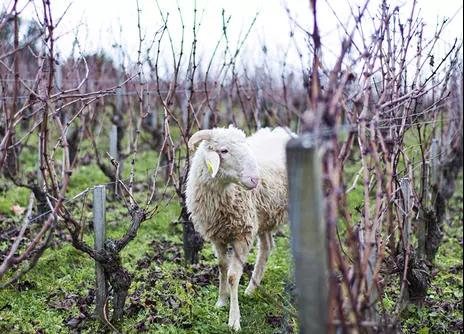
228,240,251,331
245,232,273,296
213,242,229,308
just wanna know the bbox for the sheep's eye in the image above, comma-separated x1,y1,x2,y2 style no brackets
220,149,228,154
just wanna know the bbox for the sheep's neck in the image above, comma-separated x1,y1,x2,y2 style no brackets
202,177,237,202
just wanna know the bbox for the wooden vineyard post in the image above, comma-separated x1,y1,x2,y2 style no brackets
430,139,440,187
109,125,119,163
417,162,428,260
109,124,122,195
400,177,411,305
37,141,44,190
286,135,328,334
93,185,107,322
400,178,411,251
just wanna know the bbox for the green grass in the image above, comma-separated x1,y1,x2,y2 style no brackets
0,186,30,216
0,123,461,333
0,122,296,333
0,134,295,333
0,200,295,333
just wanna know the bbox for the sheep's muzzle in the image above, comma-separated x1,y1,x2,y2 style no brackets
240,176,259,190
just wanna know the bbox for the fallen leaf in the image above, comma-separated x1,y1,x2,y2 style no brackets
11,204,26,216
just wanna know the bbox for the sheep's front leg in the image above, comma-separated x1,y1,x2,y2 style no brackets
228,240,251,331
213,242,229,308
245,232,273,296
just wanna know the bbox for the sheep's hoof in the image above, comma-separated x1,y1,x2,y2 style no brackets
244,284,256,296
228,317,241,331
215,298,227,308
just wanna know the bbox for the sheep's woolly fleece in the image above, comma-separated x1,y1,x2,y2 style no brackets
185,126,291,246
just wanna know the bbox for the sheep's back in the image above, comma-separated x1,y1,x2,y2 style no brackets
247,127,291,232
247,127,292,171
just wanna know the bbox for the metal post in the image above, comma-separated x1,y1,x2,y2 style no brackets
93,185,107,322
286,135,328,334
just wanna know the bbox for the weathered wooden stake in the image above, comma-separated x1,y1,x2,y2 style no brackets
286,135,328,334
93,185,107,322
226,93,234,124
109,124,123,195
400,178,411,250
150,108,158,129
109,125,118,161
62,113,70,181
115,87,123,113
430,139,440,187
37,141,44,190
55,53,62,92
400,177,411,305
417,162,428,259
203,92,216,129
255,84,263,128
203,109,212,129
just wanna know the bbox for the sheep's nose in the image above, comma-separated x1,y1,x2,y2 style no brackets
250,177,259,188
240,175,259,190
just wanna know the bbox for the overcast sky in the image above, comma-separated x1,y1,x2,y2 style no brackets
6,0,464,74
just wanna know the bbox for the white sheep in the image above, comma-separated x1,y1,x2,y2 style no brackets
186,126,291,331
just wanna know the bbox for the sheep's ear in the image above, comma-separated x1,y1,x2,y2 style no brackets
188,130,212,150
204,150,220,178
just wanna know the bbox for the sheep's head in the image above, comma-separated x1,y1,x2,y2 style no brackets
189,127,260,190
